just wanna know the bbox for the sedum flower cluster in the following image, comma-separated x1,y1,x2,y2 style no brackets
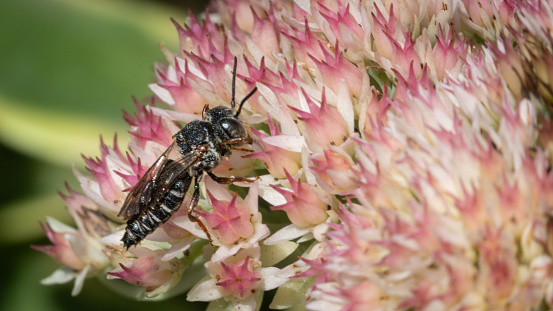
34,0,553,310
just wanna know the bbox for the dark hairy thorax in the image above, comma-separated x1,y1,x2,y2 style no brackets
173,106,249,173
174,120,228,173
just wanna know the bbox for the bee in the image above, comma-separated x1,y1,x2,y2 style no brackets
118,57,258,249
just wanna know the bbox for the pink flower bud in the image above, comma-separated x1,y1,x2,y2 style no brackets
214,257,261,299
196,192,254,245
108,255,178,292
271,171,329,227
32,222,86,271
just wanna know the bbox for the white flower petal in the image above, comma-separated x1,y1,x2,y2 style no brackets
100,231,124,246
256,84,280,118
40,267,75,285
311,223,330,241
161,236,195,261
65,233,87,258
302,146,317,185
337,79,354,135
71,264,91,296
231,294,258,311
262,135,306,152
104,155,133,191
206,299,234,311
297,232,314,243
297,88,309,112
74,167,118,213
149,83,175,105
305,299,343,311
264,224,309,245
188,78,224,107
172,216,209,239
258,183,286,206
244,181,259,214
250,223,271,243
149,106,202,124
46,217,77,233
245,37,267,67
211,243,241,263
278,106,301,137
185,60,207,79
259,267,288,291
244,114,268,124
293,0,310,19
279,262,311,279
187,277,223,302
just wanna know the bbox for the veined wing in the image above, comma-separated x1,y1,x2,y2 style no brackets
143,148,204,210
118,143,177,219
118,142,205,219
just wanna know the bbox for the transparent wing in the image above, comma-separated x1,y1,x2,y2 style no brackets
117,143,204,220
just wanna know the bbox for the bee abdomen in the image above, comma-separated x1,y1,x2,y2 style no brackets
122,179,188,249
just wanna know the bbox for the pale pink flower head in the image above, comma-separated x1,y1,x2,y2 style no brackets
196,192,254,245
310,145,359,193
34,0,553,309
188,247,288,310
154,56,206,114
281,19,325,66
371,5,403,62
341,281,385,311
308,45,364,97
462,0,494,28
33,185,110,296
477,226,518,302
271,171,329,227
431,28,467,81
32,221,87,271
80,137,126,208
489,37,526,100
123,98,174,147
371,5,422,79
290,89,349,153
249,7,282,62
214,256,261,299
245,116,301,178
107,251,183,296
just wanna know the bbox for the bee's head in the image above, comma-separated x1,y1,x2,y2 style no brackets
205,106,249,144
202,56,258,145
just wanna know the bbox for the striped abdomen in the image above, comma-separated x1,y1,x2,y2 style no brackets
122,178,189,249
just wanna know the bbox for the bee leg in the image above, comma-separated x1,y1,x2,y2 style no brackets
231,146,254,153
189,213,214,247
187,175,214,245
207,171,259,184
201,104,210,119
221,137,253,146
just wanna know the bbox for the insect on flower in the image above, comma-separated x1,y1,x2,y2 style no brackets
118,56,258,249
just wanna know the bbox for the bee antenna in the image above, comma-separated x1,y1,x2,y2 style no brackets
235,86,257,117
231,56,237,108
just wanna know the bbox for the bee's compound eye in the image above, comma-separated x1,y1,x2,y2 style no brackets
220,118,247,139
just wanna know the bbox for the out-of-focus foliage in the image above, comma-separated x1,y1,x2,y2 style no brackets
0,0,205,310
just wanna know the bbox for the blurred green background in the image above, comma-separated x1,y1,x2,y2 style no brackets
0,0,208,310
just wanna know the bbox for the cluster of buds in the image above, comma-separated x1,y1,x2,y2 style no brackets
34,0,553,310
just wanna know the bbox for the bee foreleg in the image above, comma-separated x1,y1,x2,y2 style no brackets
201,104,210,119
207,171,258,184
231,146,254,153
221,137,253,146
